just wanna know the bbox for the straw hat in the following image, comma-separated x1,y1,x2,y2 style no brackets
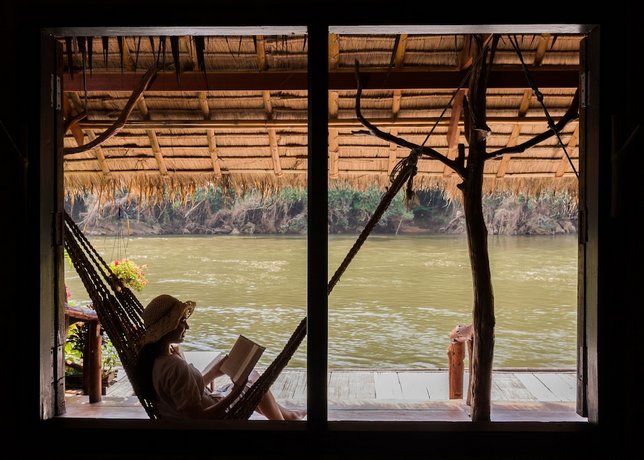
142,294,196,345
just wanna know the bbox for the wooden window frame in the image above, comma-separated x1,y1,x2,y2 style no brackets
36,20,601,458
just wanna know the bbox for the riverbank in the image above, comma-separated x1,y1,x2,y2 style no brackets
66,187,578,237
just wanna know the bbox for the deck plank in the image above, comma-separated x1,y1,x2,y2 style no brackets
272,369,306,400
397,372,431,400
492,373,536,401
423,372,450,400
513,372,558,401
63,353,583,421
328,371,375,401
533,372,576,401
374,371,402,399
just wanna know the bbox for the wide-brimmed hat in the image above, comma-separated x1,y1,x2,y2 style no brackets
141,294,195,346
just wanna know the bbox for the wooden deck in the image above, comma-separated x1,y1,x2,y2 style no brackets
63,352,585,422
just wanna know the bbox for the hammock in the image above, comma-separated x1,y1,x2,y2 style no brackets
64,210,306,420
63,152,416,419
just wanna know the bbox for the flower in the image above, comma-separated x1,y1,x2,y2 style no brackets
108,258,148,292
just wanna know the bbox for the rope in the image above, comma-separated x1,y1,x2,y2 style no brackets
508,35,579,178
327,150,419,295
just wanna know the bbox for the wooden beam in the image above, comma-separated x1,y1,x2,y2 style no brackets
518,88,532,116
136,97,150,118
458,35,474,69
391,90,401,118
255,35,267,71
146,130,168,175
86,130,111,175
78,115,569,130
206,129,222,177
387,128,399,176
328,91,339,119
67,92,89,145
328,33,340,70
120,38,134,71
186,36,198,71
262,91,273,119
394,34,408,67
137,95,172,174
496,126,519,178
63,68,580,91
555,124,579,177
497,89,533,178
63,93,85,146
443,89,465,176
329,129,339,179
64,168,578,179
268,128,282,176
533,34,551,66
198,92,210,119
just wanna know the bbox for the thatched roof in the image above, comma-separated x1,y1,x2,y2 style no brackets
61,32,582,200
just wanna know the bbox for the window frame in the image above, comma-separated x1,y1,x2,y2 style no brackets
36,19,601,457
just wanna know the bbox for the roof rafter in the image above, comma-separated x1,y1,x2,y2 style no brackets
268,129,282,176
206,129,223,177
63,68,579,91
78,116,568,131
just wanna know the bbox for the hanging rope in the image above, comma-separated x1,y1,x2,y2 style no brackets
508,35,579,179
327,149,419,295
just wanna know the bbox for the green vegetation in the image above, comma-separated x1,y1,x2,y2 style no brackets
65,186,577,236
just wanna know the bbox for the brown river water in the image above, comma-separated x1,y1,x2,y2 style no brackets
65,234,578,369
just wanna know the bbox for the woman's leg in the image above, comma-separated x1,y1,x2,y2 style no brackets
255,390,306,420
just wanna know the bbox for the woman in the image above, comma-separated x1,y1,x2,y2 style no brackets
135,294,306,420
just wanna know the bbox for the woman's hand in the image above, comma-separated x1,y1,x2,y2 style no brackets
201,376,249,419
202,353,228,385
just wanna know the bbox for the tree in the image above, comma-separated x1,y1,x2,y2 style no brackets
354,34,579,421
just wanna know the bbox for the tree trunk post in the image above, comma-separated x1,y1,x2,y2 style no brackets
462,35,496,422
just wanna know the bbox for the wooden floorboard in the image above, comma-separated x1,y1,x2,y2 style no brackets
62,353,585,422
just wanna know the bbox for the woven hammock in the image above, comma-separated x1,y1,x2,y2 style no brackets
62,151,416,419
63,210,306,420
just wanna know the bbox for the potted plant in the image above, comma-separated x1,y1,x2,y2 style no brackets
108,258,149,292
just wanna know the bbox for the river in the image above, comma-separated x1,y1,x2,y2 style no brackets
65,234,578,369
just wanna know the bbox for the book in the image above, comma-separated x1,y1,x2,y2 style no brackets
218,334,266,384
201,351,226,376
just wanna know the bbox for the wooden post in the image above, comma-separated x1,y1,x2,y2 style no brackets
66,306,103,402
448,340,465,399
449,324,474,400
87,321,102,403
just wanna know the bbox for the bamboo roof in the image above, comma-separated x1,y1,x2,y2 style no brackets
61,32,583,200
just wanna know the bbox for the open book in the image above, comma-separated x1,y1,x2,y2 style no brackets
204,335,265,384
